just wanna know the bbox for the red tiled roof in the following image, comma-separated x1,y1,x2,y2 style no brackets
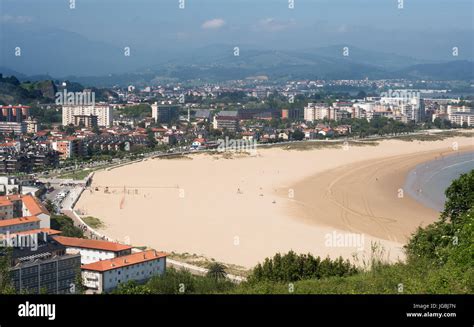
0,199,13,207
10,228,61,236
0,105,31,109
0,216,40,228
81,250,167,272
193,138,206,143
21,195,50,216
53,236,132,252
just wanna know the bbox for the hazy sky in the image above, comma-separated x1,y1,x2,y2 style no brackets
1,0,473,76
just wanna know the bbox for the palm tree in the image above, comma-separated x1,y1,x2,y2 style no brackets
206,262,227,281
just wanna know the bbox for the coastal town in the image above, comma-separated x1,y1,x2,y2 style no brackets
0,0,473,323
0,72,472,294
0,74,473,176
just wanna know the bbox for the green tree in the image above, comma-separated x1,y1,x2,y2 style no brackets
442,171,474,223
65,125,76,135
51,215,84,238
0,248,14,294
248,251,357,283
405,170,474,264
112,280,150,294
206,262,227,281
292,130,305,141
72,268,86,294
147,268,195,294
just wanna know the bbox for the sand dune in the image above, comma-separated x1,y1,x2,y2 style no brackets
76,136,474,268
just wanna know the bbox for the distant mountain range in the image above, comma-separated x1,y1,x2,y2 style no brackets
1,26,473,87
2,58,471,88
1,14,473,85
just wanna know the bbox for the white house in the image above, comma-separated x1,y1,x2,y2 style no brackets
53,236,133,264
81,250,167,294
20,195,51,229
0,216,40,234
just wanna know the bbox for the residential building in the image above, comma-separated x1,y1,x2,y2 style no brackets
53,236,132,264
448,111,474,126
151,103,180,124
81,249,167,294
8,235,81,294
0,122,27,135
0,142,59,174
281,108,302,120
304,103,336,121
62,104,113,127
25,118,38,133
0,216,41,234
380,96,424,122
0,104,30,135
73,114,98,128
52,138,84,159
0,105,30,122
213,111,239,132
0,175,39,197
0,194,51,228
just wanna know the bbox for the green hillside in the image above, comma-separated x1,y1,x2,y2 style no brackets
0,74,57,105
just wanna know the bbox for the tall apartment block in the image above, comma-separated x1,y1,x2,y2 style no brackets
62,104,113,127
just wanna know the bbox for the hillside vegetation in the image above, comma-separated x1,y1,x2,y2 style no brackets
0,74,56,105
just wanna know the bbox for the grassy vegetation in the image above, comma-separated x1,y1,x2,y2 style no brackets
390,130,471,142
58,169,94,180
115,103,151,119
156,154,192,160
275,140,379,151
112,268,236,294
169,252,250,277
204,151,254,159
231,258,472,294
82,216,105,229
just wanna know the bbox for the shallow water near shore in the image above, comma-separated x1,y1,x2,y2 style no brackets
405,151,474,212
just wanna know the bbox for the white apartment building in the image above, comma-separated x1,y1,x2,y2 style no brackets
448,111,474,127
25,118,38,133
53,236,132,264
447,105,473,114
380,96,424,122
81,250,167,294
304,103,336,122
0,216,40,234
432,105,474,126
0,194,50,229
345,105,366,119
62,104,113,127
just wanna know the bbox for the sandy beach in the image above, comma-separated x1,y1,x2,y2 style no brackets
75,136,474,268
